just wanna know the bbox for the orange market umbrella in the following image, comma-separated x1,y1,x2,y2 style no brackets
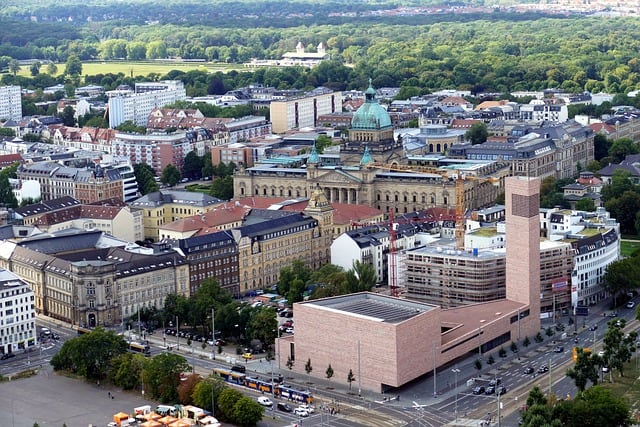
169,420,193,427
158,415,178,425
141,421,162,427
144,413,162,421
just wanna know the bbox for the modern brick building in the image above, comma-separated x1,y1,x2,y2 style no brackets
280,176,542,392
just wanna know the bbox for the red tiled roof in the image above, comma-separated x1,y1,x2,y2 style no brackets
0,153,23,167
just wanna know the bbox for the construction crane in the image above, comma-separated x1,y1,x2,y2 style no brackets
368,162,501,249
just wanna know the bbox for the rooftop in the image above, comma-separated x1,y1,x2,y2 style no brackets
301,292,436,324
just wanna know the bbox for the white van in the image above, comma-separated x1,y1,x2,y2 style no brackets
155,405,178,416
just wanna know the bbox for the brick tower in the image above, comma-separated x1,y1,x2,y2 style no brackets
505,176,541,338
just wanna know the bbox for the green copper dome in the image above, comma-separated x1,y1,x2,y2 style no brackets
351,79,392,130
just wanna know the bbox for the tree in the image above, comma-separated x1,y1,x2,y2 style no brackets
217,387,244,422
326,363,334,380
59,105,76,127
109,352,148,390
50,327,128,380
523,336,531,348
304,358,313,384
246,306,277,348
144,352,190,403
8,59,20,76
344,260,377,293
0,128,15,137
29,61,41,76
232,396,264,427
465,122,488,145
161,164,181,187
183,150,204,180
602,259,640,306
64,55,82,76
178,373,201,405
566,347,599,392
487,354,495,365
0,173,18,208
209,176,234,200
575,198,596,212
46,63,58,76
134,163,159,195
603,319,637,378
115,120,147,134
347,369,355,393
192,375,226,414
202,153,214,178
286,355,294,370
609,138,639,163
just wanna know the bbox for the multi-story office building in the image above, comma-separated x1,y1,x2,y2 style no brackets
518,102,568,122
0,85,22,122
0,268,37,357
270,87,342,133
108,80,187,128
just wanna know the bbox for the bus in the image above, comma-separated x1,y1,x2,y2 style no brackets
129,342,151,356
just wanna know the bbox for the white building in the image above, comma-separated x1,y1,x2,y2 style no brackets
0,86,22,122
518,101,568,123
541,207,620,307
0,268,37,356
9,179,41,204
269,88,343,133
108,81,187,128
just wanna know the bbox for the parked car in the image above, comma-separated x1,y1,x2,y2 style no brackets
51,333,60,340
609,311,618,317
472,386,485,395
277,402,293,412
553,346,564,353
257,397,273,407
602,365,610,373
242,352,253,360
537,365,549,373
524,366,534,374
297,404,315,414
294,407,309,417
285,327,294,334
627,301,635,309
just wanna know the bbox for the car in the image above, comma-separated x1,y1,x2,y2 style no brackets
524,366,534,374
297,404,315,414
294,407,309,417
598,350,605,357
589,324,598,331
609,311,618,317
51,333,60,340
627,301,636,309
255,289,264,295
537,365,549,373
485,386,495,395
0,353,15,360
602,365,610,373
285,327,294,334
215,339,226,346
242,352,253,360
472,386,485,395
277,402,293,412
496,386,507,396
40,328,51,337
231,364,246,373
553,346,564,353
488,378,502,387
257,396,273,407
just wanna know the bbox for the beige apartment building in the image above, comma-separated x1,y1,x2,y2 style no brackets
0,238,189,327
129,190,225,241
270,88,343,133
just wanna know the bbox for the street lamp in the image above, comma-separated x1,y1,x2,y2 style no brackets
211,308,216,360
451,367,460,422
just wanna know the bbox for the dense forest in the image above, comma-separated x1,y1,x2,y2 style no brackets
1,1,640,96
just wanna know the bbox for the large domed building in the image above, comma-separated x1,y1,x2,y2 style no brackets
340,80,403,165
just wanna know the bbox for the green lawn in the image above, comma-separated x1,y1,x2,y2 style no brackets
621,240,640,258
17,60,244,78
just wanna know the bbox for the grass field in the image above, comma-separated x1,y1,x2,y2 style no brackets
621,240,640,258
17,60,244,78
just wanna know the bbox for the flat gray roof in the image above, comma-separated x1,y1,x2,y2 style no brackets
303,292,436,323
